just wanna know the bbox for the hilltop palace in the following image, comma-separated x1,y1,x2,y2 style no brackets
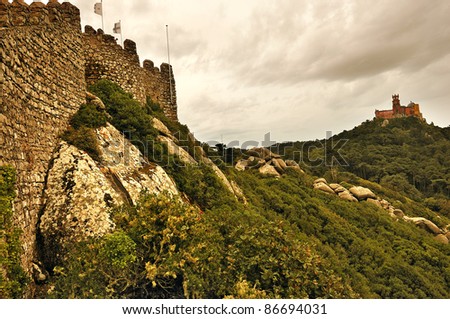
375,95,424,120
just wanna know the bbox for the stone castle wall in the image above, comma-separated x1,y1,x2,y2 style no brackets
1,0,179,278
0,0,86,273
83,27,178,121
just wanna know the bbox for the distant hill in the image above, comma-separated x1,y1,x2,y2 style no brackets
276,117,450,217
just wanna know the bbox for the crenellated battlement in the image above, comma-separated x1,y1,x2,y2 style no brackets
0,0,80,28
83,25,177,120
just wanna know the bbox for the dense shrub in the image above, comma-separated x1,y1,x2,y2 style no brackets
0,166,28,298
48,192,356,299
61,101,108,161
231,169,450,298
70,103,108,129
88,80,158,157
62,126,102,162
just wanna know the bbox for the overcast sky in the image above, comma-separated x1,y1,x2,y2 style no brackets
28,0,450,144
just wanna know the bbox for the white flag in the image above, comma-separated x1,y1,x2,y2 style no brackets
113,21,121,34
94,3,102,16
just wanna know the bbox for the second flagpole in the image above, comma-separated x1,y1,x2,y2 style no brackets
166,25,173,105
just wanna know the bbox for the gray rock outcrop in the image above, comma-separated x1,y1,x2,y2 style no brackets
259,163,281,177
40,124,181,266
97,124,179,203
434,234,449,244
313,182,335,194
151,117,179,142
40,142,120,266
157,135,198,165
234,147,303,176
338,191,359,202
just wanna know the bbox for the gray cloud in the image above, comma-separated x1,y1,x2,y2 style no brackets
220,0,450,86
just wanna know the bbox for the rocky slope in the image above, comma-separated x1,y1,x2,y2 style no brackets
234,147,304,177
39,122,180,267
38,110,250,269
312,177,449,244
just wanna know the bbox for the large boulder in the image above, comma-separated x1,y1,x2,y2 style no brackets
202,156,237,196
151,117,172,137
247,147,281,160
329,183,347,194
40,124,182,267
349,186,377,201
273,158,287,170
246,156,266,169
404,217,442,235
284,160,304,173
97,124,179,203
259,163,281,177
417,220,442,235
157,135,197,165
235,159,248,171
285,160,298,167
434,234,449,244
338,191,358,202
333,186,348,193
329,183,341,190
393,209,405,218
314,178,327,185
40,142,121,267
271,158,286,174
231,180,248,205
313,182,335,195
285,160,305,173
403,216,425,223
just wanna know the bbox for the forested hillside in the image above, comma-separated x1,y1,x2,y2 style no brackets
277,117,450,217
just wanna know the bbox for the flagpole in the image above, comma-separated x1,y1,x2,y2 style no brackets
166,25,173,104
120,20,123,46
101,0,104,31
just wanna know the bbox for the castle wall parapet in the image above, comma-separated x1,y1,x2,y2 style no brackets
0,0,80,28
83,26,178,120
